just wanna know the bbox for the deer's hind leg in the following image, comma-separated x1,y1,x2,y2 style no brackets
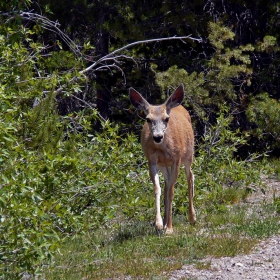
184,160,196,225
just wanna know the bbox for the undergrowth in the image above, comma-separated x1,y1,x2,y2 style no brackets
41,114,280,280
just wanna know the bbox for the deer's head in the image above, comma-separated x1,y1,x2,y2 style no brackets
130,84,184,144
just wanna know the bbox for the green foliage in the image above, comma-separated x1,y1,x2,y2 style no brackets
274,196,280,214
196,109,253,187
235,217,280,238
154,65,206,96
270,158,280,180
0,21,149,279
246,92,280,145
153,22,254,117
153,64,209,117
207,22,253,101
256,35,278,53
1,111,149,278
208,21,235,50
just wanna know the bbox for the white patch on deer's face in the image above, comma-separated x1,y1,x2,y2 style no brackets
146,106,170,144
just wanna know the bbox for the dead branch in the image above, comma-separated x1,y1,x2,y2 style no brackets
19,11,82,57
80,35,203,75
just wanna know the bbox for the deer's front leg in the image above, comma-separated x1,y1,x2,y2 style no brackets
149,163,163,231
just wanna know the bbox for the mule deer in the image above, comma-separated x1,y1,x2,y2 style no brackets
129,84,196,234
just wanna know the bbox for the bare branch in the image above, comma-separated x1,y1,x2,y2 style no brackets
19,11,82,57
80,35,203,74
71,95,107,122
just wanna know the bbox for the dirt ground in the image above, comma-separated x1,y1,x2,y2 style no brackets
169,176,280,280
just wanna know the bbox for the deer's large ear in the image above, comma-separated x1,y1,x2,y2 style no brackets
129,88,150,112
165,84,184,110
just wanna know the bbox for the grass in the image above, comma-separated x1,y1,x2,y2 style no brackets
270,158,280,180
42,199,280,280
41,159,280,279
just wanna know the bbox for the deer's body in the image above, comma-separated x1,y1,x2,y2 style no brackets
130,85,196,234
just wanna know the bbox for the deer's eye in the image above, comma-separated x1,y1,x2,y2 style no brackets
165,117,170,123
146,117,151,123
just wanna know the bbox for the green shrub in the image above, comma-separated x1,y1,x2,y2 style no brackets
247,92,280,148
0,113,151,278
0,22,151,279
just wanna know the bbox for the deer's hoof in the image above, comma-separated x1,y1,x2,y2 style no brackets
189,215,196,225
165,227,174,235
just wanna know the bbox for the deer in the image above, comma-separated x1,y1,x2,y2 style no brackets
129,84,196,234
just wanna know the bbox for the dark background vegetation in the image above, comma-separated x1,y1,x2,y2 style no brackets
1,0,280,278
5,0,280,151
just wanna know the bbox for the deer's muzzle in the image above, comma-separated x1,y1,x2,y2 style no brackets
153,135,163,143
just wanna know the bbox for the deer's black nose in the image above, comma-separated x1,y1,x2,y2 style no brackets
153,136,163,143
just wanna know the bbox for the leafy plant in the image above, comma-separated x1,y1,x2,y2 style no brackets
0,19,151,279
153,64,209,116
247,92,280,148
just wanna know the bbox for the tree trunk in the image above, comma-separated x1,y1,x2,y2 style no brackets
95,31,111,120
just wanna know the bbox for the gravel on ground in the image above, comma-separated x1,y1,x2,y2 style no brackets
170,176,280,280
